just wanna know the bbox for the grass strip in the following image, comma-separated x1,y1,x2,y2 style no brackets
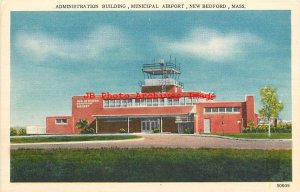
10,135,142,143
213,133,291,139
11,148,292,182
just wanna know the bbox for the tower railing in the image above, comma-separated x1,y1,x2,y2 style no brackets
142,62,181,74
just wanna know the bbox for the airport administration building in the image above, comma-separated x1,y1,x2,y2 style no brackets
46,59,257,134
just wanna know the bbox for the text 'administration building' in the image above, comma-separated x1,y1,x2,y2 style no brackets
46,59,257,134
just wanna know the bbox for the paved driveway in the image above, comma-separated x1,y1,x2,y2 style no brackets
10,134,291,150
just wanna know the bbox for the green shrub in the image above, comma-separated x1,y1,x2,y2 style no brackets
277,122,292,133
153,128,160,133
10,128,18,136
247,119,255,129
270,127,276,133
119,128,126,133
184,128,193,134
243,123,292,133
76,119,90,134
18,128,27,136
81,128,95,134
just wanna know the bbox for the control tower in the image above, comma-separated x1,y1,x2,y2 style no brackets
140,58,184,93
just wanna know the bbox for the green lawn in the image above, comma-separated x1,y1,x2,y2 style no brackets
11,148,292,182
10,135,142,143
213,133,291,139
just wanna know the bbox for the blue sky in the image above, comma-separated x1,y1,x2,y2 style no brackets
11,11,291,127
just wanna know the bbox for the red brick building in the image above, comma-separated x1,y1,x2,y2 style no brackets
46,60,257,134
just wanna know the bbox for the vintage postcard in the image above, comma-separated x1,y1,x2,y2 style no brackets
1,0,300,191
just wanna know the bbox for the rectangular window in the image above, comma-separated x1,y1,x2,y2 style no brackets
127,99,132,107
179,97,185,105
140,99,145,106
135,99,140,106
104,100,109,107
185,97,192,105
153,99,158,106
226,107,233,112
173,98,179,105
121,100,127,107
109,100,115,107
115,100,121,107
233,107,240,112
159,98,165,106
192,98,198,104
151,122,156,129
205,107,211,113
56,119,67,124
219,107,225,113
212,107,218,113
204,106,239,114
147,99,152,106
167,98,172,105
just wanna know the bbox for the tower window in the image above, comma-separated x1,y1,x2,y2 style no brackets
146,99,152,106
153,99,158,106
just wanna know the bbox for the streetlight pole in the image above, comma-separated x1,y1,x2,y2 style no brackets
268,117,271,138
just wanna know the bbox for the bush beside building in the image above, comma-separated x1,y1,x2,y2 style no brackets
243,122,291,133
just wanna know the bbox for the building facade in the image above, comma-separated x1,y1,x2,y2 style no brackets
46,59,257,134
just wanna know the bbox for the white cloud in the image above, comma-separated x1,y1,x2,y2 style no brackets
156,28,262,62
15,26,131,61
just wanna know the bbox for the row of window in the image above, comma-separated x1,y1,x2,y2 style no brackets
204,107,240,113
103,97,200,108
55,119,68,124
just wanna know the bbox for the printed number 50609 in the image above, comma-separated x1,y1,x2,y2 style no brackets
277,184,290,188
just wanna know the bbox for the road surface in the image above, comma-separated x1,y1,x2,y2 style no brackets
10,134,291,150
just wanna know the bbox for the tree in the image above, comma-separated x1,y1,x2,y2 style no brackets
18,128,27,136
259,86,283,137
10,128,18,136
76,119,89,133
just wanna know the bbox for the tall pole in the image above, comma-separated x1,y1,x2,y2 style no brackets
268,117,271,137
160,116,163,133
96,118,98,134
127,117,130,133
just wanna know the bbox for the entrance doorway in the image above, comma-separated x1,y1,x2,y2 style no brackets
204,119,211,133
141,119,160,133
